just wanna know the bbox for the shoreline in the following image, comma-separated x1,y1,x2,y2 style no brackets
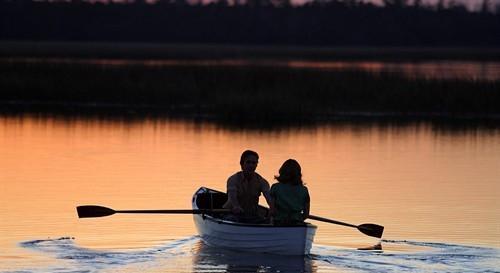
2,100,500,124
2,41,500,61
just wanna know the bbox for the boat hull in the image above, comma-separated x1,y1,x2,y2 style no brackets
192,187,317,256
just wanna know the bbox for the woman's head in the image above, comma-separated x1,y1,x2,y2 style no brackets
275,159,303,185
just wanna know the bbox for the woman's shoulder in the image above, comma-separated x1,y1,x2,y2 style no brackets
270,182,282,188
270,182,286,190
298,185,309,194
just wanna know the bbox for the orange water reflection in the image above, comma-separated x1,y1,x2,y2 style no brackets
1,116,499,263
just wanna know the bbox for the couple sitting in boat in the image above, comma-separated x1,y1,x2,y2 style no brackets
223,150,310,225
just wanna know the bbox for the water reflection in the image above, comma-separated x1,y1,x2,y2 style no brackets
192,241,316,273
289,60,500,81
3,113,500,135
3,57,500,80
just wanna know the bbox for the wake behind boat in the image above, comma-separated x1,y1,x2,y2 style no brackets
192,187,317,256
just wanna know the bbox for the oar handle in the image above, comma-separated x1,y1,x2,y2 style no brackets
308,214,358,228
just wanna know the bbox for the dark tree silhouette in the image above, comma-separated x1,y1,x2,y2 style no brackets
481,0,491,13
0,0,499,46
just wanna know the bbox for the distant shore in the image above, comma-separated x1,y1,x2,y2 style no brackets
2,41,500,61
1,59,499,124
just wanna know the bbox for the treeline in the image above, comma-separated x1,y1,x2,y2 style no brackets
1,0,499,46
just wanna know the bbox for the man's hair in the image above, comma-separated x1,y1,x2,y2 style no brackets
240,150,259,165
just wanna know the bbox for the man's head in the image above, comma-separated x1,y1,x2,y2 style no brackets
240,150,259,175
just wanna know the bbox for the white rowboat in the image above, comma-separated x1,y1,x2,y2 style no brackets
192,187,317,256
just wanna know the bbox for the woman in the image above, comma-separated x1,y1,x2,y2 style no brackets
270,159,310,225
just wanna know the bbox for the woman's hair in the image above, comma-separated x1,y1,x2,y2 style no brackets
275,159,303,186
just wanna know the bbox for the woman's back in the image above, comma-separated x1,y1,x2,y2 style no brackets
270,183,310,224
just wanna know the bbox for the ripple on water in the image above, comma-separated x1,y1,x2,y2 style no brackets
313,240,500,273
10,237,500,273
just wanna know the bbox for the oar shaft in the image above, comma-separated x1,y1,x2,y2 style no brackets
77,205,230,218
308,214,358,228
116,209,229,214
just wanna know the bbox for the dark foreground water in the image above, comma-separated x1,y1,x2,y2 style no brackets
9,237,499,273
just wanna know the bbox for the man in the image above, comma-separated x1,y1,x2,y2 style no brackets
223,150,273,222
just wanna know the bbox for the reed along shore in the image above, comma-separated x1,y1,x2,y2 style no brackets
0,60,499,123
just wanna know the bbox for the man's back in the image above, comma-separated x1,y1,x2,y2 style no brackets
223,171,270,217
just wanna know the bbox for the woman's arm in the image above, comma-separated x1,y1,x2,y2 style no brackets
303,188,310,220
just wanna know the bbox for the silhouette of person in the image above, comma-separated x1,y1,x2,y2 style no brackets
270,159,310,225
223,150,273,222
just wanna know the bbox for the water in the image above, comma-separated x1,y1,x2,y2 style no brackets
3,58,500,80
9,237,500,272
1,116,499,272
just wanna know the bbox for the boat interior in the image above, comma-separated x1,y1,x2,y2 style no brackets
195,190,270,219
196,191,227,211
195,189,313,226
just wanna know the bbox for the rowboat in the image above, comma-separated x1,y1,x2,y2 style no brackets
191,187,317,256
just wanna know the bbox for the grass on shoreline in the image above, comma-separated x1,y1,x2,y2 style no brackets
1,61,499,123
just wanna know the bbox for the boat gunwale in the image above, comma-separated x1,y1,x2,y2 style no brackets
193,187,317,229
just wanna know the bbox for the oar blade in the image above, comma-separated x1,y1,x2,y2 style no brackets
358,223,384,238
77,205,116,218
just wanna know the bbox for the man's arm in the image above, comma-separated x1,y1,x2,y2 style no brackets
264,190,275,216
263,190,273,207
227,177,243,213
260,178,274,211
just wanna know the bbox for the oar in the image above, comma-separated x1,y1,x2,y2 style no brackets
77,205,230,218
308,214,384,238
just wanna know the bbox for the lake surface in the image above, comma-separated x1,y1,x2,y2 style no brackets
1,116,499,272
